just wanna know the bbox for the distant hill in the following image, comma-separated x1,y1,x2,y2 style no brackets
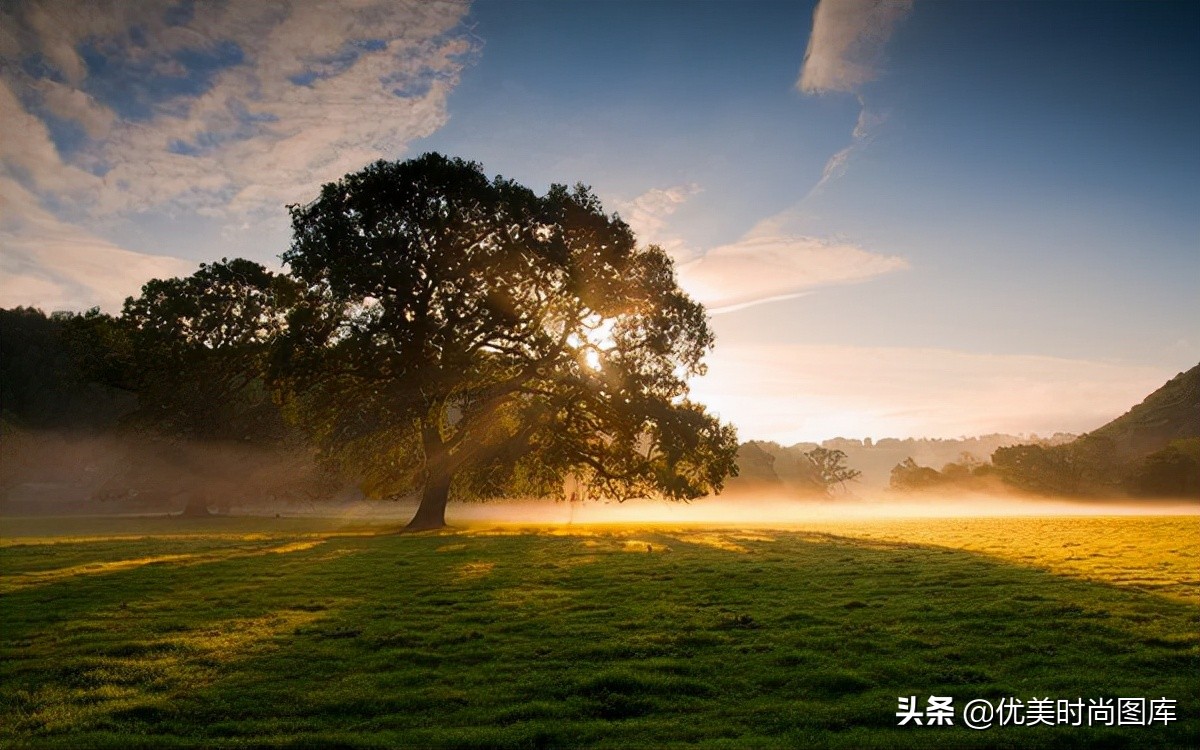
1089,363,1200,459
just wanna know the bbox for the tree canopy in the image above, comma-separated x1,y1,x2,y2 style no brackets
279,154,738,529
991,435,1121,496
0,306,134,430
122,258,300,442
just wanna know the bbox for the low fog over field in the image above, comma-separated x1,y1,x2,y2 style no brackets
443,494,1200,528
4,427,1194,526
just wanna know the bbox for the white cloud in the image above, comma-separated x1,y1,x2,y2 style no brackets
33,79,116,139
0,176,194,312
618,183,701,260
2,1,477,218
797,0,913,95
677,235,908,314
0,79,102,198
690,343,1173,443
797,0,911,193
617,185,906,314
810,101,886,194
0,1,477,309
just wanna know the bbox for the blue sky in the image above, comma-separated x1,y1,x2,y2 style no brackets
1,0,1196,442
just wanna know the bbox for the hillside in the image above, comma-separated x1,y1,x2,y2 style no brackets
1090,363,1200,459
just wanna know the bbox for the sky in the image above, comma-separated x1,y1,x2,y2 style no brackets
1,0,1197,444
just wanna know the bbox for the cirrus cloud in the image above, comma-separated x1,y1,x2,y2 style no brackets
677,235,908,314
797,0,913,95
797,0,912,194
617,183,702,259
619,184,908,315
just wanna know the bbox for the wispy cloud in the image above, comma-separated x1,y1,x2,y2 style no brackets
809,99,886,194
617,183,702,261
797,0,912,193
677,235,907,314
0,176,193,312
797,0,913,95
618,184,907,315
691,344,1171,443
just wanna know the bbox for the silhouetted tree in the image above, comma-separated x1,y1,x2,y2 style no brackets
889,457,943,491
1125,439,1200,497
122,258,300,442
118,259,304,515
0,307,134,430
804,446,860,493
992,435,1122,496
279,154,738,530
889,453,996,492
991,443,1067,494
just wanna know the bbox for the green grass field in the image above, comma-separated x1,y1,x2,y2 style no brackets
1,514,1197,748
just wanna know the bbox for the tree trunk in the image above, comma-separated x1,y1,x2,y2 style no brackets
404,468,450,532
405,412,454,532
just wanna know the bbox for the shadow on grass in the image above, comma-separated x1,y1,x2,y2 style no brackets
1,527,1196,749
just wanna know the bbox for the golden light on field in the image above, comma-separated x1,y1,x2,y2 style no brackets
447,502,1200,603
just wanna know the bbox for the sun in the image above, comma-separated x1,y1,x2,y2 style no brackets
568,314,618,371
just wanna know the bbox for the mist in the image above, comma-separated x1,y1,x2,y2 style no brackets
4,428,1195,529
439,491,1199,530
1,429,337,518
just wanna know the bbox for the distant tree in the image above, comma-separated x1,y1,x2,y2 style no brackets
804,446,860,493
889,457,943,491
992,435,1122,496
889,452,996,493
0,307,134,429
1059,434,1120,492
279,154,738,530
771,444,828,495
942,451,981,478
1125,439,1200,498
939,462,971,483
729,442,782,487
991,443,1068,495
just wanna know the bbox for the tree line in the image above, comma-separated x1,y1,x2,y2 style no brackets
889,436,1200,498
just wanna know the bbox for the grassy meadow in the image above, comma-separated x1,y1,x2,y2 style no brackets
1,513,1197,749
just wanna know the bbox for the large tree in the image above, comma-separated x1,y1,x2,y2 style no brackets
280,154,738,530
